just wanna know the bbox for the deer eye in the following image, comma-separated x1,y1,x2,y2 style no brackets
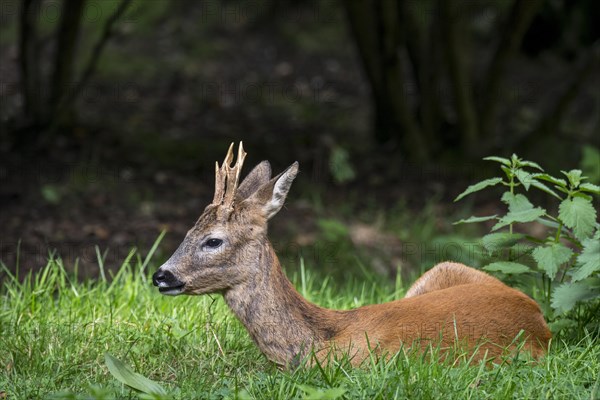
204,238,223,248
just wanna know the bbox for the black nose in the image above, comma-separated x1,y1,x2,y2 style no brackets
153,269,175,286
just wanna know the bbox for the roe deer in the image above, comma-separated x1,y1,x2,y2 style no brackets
152,143,551,368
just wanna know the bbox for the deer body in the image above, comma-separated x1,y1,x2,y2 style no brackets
153,143,551,368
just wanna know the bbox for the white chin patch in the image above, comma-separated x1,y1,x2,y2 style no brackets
159,287,184,296
158,284,185,296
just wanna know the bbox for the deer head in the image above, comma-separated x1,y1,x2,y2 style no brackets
152,142,299,295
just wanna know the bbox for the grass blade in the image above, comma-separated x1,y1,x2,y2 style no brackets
140,230,167,280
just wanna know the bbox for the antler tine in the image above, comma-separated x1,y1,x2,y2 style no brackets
212,161,225,204
223,142,235,168
212,142,235,204
223,142,247,206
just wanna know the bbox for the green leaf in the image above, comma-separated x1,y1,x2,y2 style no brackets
519,160,543,171
514,170,533,190
483,262,531,274
454,178,503,202
493,192,546,230
534,173,567,188
483,156,511,166
500,192,533,211
531,244,574,280
481,233,525,253
572,238,600,282
529,179,562,200
511,243,534,260
562,169,584,187
105,353,167,395
579,182,600,195
551,282,595,313
537,217,561,229
453,215,498,225
492,208,546,231
297,385,347,400
558,197,597,241
548,318,577,333
572,192,593,201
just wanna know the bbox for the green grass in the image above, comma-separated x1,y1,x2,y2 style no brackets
1,249,599,400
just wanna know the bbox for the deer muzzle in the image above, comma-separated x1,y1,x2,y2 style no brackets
152,268,185,295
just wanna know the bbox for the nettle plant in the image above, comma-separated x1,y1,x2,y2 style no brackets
455,154,600,335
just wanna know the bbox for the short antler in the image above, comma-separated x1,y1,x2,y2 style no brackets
212,142,247,206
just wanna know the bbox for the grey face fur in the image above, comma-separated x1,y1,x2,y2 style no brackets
152,160,299,296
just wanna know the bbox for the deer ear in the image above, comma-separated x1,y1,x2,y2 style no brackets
248,162,299,219
237,161,272,200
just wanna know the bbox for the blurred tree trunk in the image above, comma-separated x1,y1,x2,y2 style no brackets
403,1,440,153
19,0,42,127
18,0,86,132
50,0,86,123
520,42,600,149
55,0,133,123
479,0,543,139
439,0,479,156
345,0,429,162
16,0,131,147
343,0,591,162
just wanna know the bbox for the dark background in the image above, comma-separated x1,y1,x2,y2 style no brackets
1,0,599,281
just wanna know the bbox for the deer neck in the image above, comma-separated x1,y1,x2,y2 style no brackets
223,241,343,367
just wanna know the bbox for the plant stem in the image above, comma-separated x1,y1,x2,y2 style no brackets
554,222,563,243
560,264,570,283
509,173,515,235
541,275,546,300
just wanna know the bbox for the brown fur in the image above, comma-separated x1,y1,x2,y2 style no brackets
404,262,504,298
153,145,551,368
